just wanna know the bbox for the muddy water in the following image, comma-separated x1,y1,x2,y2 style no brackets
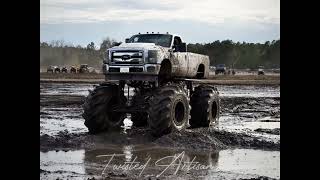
217,85,280,98
40,83,280,179
40,147,279,179
40,83,279,98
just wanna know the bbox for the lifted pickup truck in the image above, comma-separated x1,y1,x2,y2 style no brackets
215,64,227,75
83,33,220,136
104,33,209,84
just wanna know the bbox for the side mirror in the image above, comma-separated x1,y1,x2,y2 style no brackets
176,43,187,52
125,38,129,43
114,42,121,46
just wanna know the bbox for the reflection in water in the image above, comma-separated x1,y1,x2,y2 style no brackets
123,145,133,162
40,150,85,174
41,147,279,179
83,146,220,177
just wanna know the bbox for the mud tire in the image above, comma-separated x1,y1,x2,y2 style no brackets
190,85,220,128
82,83,126,134
148,85,190,137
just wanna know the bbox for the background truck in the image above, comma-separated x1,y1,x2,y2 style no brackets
215,64,227,74
258,66,265,75
83,33,220,136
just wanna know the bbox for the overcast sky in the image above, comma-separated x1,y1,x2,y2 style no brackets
40,0,280,47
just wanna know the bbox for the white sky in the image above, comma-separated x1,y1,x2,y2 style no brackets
40,0,280,46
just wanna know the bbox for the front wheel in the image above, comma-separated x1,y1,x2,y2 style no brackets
148,85,190,137
82,83,126,134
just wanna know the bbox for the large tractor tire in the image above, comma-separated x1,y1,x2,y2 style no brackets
130,90,149,127
190,85,220,128
148,85,190,137
82,83,126,134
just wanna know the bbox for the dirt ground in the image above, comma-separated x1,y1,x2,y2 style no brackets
40,73,280,85
40,80,280,180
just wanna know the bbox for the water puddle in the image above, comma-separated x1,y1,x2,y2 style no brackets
217,85,280,98
40,147,280,179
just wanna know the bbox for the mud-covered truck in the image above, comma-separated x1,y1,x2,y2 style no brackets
83,33,220,136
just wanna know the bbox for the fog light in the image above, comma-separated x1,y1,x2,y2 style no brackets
147,66,156,72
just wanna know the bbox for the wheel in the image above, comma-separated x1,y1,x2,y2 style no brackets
82,83,126,134
130,90,149,127
190,85,220,128
148,85,190,137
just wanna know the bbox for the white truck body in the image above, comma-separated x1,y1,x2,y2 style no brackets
103,33,210,81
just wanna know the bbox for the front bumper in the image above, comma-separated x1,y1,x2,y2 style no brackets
103,64,160,81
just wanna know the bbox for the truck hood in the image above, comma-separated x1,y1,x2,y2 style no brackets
110,43,160,51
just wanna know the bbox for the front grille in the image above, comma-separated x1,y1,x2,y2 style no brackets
114,60,140,64
111,50,143,64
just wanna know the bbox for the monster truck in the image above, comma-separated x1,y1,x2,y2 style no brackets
82,33,220,136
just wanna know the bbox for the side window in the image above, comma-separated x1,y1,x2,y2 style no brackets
173,36,182,52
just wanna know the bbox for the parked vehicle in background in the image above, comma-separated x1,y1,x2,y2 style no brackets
228,69,236,75
61,67,68,73
215,64,227,74
70,66,77,73
258,66,265,75
47,66,54,73
54,66,61,73
79,64,89,73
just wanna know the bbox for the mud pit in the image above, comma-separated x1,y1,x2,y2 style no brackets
40,83,280,179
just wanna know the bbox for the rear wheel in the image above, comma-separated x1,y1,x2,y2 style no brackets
190,85,220,128
82,83,126,134
148,85,190,137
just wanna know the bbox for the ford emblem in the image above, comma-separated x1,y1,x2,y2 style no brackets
122,55,131,60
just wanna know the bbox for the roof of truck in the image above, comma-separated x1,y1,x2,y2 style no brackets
132,32,181,38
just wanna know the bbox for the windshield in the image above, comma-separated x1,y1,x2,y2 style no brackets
128,34,173,47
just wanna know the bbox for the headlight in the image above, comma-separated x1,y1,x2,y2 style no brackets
103,50,110,64
147,50,158,64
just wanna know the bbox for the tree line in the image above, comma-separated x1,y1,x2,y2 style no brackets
188,39,280,68
40,38,280,69
40,38,118,68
